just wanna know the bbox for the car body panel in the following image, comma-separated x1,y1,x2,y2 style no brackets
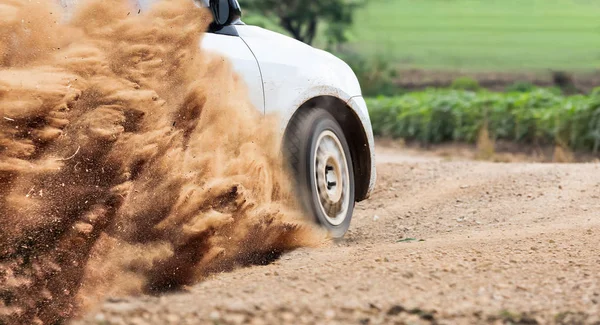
234,25,362,125
200,33,265,111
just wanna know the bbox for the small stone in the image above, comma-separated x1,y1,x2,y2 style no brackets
325,309,336,319
94,313,106,322
281,312,295,321
387,305,405,316
74,222,93,235
402,271,414,279
131,317,148,325
225,314,246,324
373,215,380,221
166,314,180,323
227,302,248,313
368,303,384,313
209,311,221,320
251,318,266,325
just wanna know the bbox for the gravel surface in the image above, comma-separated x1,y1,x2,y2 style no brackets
72,147,600,325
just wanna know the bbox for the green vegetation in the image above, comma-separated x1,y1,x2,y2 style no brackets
367,88,600,152
450,77,481,91
505,81,537,93
351,0,600,71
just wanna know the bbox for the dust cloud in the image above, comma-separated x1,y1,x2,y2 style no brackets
0,0,326,323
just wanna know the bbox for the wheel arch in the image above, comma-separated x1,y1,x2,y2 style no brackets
284,96,372,202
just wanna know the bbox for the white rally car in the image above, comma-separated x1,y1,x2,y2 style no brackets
62,0,376,238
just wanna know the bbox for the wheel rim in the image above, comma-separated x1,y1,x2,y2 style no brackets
314,130,350,226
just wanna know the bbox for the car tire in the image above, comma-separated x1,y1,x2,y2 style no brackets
284,107,355,238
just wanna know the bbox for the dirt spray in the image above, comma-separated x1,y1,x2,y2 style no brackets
0,0,327,323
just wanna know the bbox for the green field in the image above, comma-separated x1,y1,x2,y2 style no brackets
350,0,600,71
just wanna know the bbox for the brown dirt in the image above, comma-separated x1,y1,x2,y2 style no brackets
376,138,600,164
70,145,600,325
395,69,600,93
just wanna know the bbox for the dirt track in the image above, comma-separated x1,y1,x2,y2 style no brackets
72,145,600,325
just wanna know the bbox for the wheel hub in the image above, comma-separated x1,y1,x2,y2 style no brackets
314,130,350,226
324,158,342,201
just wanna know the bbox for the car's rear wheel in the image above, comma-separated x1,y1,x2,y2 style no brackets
284,108,355,238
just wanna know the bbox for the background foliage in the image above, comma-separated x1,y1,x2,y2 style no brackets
368,88,600,152
242,0,365,46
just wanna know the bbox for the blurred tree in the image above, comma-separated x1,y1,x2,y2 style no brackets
242,0,365,46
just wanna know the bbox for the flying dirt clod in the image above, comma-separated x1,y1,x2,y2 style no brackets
0,0,326,324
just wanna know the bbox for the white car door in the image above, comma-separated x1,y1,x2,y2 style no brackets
200,32,265,112
234,25,362,127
